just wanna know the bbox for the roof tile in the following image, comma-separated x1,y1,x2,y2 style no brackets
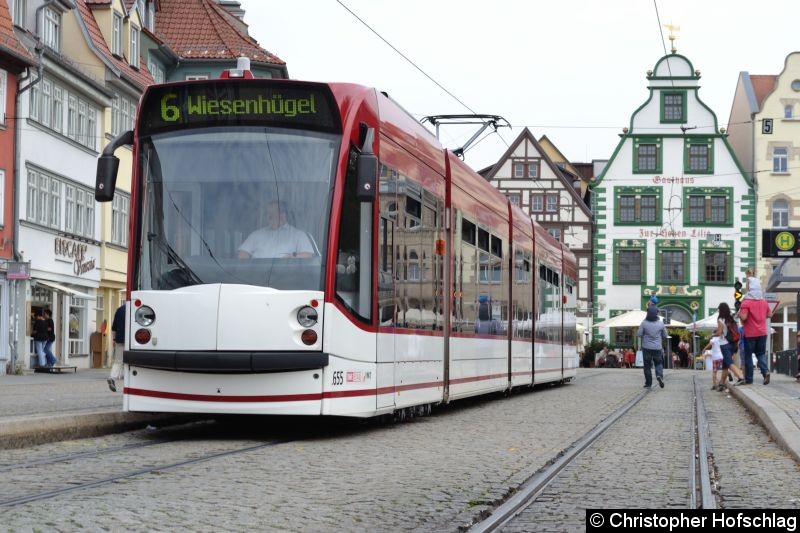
0,0,35,65
155,0,284,66
750,75,777,110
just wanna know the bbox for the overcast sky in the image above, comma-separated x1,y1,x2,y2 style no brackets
239,0,799,171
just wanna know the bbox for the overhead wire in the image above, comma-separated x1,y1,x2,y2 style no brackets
335,0,477,115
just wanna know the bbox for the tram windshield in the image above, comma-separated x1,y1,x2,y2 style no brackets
136,126,340,291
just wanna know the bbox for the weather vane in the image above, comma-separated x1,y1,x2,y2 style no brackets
664,23,680,53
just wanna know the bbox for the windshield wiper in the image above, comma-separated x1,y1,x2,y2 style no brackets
148,232,203,288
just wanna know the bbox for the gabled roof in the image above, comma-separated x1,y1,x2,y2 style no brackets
0,0,35,68
155,0,285,68
77,0,154,90
484,128,593,217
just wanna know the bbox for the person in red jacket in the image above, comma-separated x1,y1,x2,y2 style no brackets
739,288,771,385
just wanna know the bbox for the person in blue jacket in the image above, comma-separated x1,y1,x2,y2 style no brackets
108,303,125,392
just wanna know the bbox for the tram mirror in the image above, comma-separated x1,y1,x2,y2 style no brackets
95,154,120,202
95,130,133,202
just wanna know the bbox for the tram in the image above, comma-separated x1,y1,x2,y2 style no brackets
95,59,578,417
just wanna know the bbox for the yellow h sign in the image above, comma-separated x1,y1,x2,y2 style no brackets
775,231,795,251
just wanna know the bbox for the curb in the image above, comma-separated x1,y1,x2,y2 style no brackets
729,385,800,464
0,410,190,450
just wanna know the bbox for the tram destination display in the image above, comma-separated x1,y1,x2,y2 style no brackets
761,228,800,258
139,80,341,135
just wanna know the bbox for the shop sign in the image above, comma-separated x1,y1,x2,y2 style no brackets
7,261,31,280
54,237,96,276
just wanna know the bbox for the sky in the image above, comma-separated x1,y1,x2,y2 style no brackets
238,0,800,172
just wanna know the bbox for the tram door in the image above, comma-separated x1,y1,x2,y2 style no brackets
376,168,397,409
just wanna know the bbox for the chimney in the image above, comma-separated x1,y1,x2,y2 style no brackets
217,0,245,20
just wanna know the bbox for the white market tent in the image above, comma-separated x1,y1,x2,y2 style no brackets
593,309,687,329
687,313,720,331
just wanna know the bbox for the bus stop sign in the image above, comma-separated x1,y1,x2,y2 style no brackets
762,229,800,258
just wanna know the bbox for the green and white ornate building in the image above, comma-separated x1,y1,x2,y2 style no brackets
591,52,755,346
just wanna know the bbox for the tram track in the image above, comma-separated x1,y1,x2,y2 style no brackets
468,387,650,532
0,438,292,508
690,375,716,509
469,372,720,531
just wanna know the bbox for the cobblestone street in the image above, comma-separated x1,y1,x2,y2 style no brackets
2,369,798,532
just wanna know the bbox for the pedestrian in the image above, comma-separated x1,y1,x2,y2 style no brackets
43,309,57,367
637,304,667,388
677,338,690,368
738,281,771,385
714,302,744,390
108,303,126,392
795,331,800,382
702,336,724,390
32,311,50,368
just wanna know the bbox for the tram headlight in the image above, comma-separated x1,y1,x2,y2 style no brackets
297,306,318,327
135,305,156,326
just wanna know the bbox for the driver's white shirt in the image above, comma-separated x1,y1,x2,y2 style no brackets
238,224,314,258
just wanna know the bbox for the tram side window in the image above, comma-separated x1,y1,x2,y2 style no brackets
536,264,559,342
396,189,421,328
457,215,478,333
513,250,532,339
422,203,442,330
378,164,397,327
462,219,476,245
478,228,490,284
335,148,372,322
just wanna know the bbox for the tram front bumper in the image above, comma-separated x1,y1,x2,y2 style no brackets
124,350,329,373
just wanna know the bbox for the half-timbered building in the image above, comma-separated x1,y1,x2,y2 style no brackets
482,128,593,330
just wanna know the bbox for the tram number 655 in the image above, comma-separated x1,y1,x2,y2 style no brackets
332,371,344,386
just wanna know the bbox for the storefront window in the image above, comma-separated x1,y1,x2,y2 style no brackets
69,296,86,355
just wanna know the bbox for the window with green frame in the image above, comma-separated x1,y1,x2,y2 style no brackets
700,240,733,285
684,138,714,174
661,91,686,123
661,250,686,283
614,187,662,225
703,250,729,284
656,240,689,284
682,187,732,226
632,138,663,174
613,239,646,284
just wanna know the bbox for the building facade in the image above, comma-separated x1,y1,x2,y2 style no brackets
591,52,755,347
68,0,155,366
0,0,35,373
727,51,800,351
483,128,593,330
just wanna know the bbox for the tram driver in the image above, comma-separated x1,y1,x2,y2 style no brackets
238,200,317,259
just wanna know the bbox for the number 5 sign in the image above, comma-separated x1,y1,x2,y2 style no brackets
762,118,773,134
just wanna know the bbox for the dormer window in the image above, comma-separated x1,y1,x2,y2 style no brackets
130,26,140,68
147,0,155,32
12,0,25,26
112,12,122,56
42,7,60,52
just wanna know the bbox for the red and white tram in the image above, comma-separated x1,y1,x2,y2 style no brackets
95,61,577,417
